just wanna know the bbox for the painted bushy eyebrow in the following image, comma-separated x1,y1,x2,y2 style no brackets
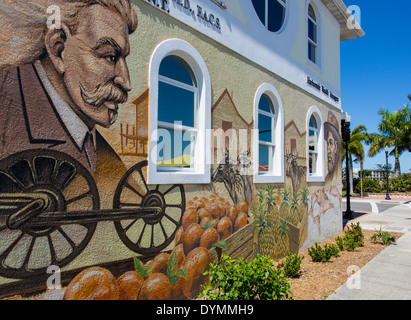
92,37,122,54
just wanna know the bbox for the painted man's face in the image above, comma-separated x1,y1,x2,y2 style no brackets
61,5,132,129
326,131,338,173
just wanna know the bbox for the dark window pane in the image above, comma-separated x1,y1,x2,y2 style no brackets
158,81,195,127
258,94,274,113
308,4,316,21
159,55,196,87
308,43,316,62
259,113,273,143
308,19,317,43
309,115,317,129
267,0,286,32
252,0,266,25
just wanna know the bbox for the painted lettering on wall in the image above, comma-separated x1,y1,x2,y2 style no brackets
307,76,340,103
144,0,221,30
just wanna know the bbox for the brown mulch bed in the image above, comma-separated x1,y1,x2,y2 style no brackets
3,229,403,300
286,229,404,300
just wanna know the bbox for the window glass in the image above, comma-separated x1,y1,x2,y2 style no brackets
251,0,265,25
159,55,196,87
252,0,286,33
308,4,316,21
258,113,273,143
259,144,271,172
307,4,318,64
158,81,196,128
157,128,195,169
308,114,319,174
258,93,274,113
157,55,198,170
308,19,317,43
258,93,276,174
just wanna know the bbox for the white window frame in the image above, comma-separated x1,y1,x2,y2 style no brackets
306,0,322,71
253,83,284,184
148,39,211,184
306,106,324,182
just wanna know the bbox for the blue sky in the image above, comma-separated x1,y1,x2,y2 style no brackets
340,0,411,173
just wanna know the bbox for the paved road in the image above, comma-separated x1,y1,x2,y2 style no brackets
342,198,411,233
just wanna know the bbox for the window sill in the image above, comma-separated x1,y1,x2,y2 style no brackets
307,174,325,183
254,173,285,184
148,170,211,185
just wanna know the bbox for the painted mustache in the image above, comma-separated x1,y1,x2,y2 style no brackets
80,81,128,108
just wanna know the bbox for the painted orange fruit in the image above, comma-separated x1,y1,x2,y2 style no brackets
117,271,144,300
170,243,186,270
238,200,248,213
199,227,220,250
208,204,220,219
174,226,184,245
180,247,212,300
138,273,171,300
151,252,170,274
182,208,198,229
227,205,238,225
63,267,119,300
217,217,233,240
183,223,204,255
234,212,248,232
197,208,212,220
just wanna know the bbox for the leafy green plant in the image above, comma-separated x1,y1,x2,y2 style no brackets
281,252,304,278
343,222,364,251
200,255,293,300
308,243,340,263
335,236,344,251
133,257,155,278
166,251,187,286
371,227,397,245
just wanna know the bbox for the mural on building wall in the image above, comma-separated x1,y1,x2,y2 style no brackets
0,0,342,300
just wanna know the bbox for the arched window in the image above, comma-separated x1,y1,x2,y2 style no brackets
258,94,276,173
252,0,287,33
306,107,324,181
307,3,319,64
308,114,319,174
157,55,198,171
148,39,211,184
254,84,284,184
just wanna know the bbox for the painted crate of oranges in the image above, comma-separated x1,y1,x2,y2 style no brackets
63,194,251,300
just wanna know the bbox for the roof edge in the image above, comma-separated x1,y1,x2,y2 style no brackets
322,0,365,42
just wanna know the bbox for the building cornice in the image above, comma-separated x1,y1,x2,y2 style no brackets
321,0,365,41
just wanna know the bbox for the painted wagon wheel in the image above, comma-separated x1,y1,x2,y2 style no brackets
0,149,100,279
113,160,185,256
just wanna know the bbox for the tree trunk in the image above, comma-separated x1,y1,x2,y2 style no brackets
394,148,401,178
349,154,354,194
360,160,364,198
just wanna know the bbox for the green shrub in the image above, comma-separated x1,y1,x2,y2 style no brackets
281,252,304,278
371,227,397,245
390,174,411,192
335,236,344,251
200,255,293,300
354,178,383,194
343,222,364,251
308,243,340,263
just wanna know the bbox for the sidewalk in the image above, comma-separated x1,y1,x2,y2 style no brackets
327,198,411,300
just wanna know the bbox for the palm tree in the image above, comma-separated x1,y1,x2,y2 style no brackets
341,125,371,196
368,105,411,178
